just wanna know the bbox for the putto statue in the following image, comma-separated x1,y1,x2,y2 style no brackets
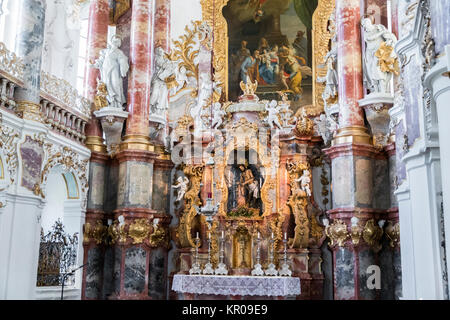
93,35,129,109
361,18,398,94
211,102,226,129
264,100,282,130
295,169,311,197
150,47,176,119
172,176,189,202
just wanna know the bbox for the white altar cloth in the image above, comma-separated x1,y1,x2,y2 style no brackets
172,274,301,297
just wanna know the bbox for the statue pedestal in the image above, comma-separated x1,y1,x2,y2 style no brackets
94,107,129,157
359,93,394,148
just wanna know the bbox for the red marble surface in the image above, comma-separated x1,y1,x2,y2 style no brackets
125,0,153,136
336,0,365,128
154,0,171,51
84,0,109,138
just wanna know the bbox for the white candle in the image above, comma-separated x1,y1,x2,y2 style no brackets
196,232,199,239
222,231,224,238
271,232,274,239
208,232,211,239
257,232,260,239
284,232,287,240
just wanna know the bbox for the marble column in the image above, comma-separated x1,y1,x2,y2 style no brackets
84,0,109,154
154,0,171,51
121,0,153,151
112,0,157,300
14,0,46,122
324,0,386,300
80,0,109,300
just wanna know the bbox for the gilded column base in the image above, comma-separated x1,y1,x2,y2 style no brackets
154,145,171,160
85,136,107,154
120,134,155,152
332,126,373,146
16,101,43,122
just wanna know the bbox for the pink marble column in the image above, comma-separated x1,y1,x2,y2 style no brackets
154,0,171,51
84,0,109,144
336,0,365,129
124,0,153,139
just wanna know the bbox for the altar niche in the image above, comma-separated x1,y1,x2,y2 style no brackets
225,149,265,217
224,0,317,104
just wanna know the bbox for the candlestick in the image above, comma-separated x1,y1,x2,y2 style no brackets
215,230,228,275
279,235,292,276
203,229,214,275
189,234,202,275
264,232,278,276
251,232,264,276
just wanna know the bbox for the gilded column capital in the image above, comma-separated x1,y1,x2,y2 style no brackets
16,100,43,122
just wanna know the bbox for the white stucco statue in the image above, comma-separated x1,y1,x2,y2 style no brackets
150,47,176,118
314,112,338,145
295,169,311,197
265,100,282,130
93,35,129,109
211,102,226,129
361,18,398,94
172,176,189,202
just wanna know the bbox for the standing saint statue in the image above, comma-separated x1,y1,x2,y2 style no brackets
150,47,176,118
361,18,398,94
93,35,129,109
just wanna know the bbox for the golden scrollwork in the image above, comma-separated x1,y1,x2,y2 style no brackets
362,219,384,252
150,223,169,248
175,115,194,137
169,21,204,97
385,221,400,248
375,42,400,75
325,219,349,247
177,165,204,248
351,224,363,245
286,160,310,249
108,220,127,244
295,108,315,136
200,0,229,98
311,0,336,116
94,82,108,111
240,77,258,96
83,220,106,244
16,101,43,122
128,218,151,244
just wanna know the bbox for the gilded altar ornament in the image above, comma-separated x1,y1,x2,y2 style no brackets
286,160,310,249
240,76,258,96
16,100,43,122
296,108,315,136
108,219,127,244
325,219,349,247
83,220,106,244
385,221,400,248
375,42,400,76
128,218,151,244
362,219,385,252
177,165,204,248
350,217,363,245
150,223,169,248
94,82,108,111
232,221,252,269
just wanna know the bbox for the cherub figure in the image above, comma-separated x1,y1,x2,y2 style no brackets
264,100,282,130
295,169,311,197
172,176,189,202
211,102,226,129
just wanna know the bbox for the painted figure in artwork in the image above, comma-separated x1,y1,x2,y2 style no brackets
240,50,260,84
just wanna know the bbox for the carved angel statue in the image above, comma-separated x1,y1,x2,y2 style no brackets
150,47,177,118
211,102,226,129
295,169,311,197
361,18,398,94
93,35,129,109
264,100,282,130
172,176,189,202
317,44,338,107
314,112,338,145
240,76,258,96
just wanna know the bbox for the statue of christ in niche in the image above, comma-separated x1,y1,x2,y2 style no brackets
226,150,264,215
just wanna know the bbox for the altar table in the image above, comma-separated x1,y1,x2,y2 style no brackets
172,274,301,297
